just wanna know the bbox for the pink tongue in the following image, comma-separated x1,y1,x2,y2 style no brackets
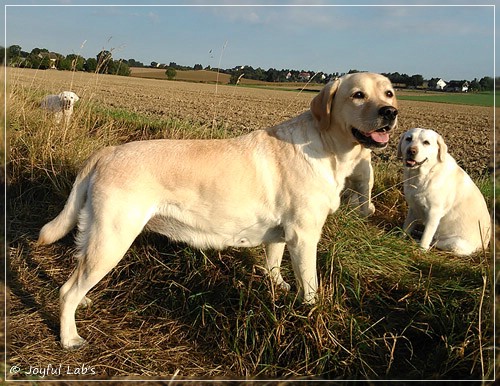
369,131,389,143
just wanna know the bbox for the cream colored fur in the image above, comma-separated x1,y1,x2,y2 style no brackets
41,91,79,124
38,73,398,349
398,128,491,255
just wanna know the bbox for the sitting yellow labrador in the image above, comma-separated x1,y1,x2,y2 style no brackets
398,128,491,255
38,73,398,349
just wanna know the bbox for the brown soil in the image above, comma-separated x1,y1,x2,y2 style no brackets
9,68,494,176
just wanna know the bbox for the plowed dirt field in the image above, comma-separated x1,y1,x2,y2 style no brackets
9,68,494,176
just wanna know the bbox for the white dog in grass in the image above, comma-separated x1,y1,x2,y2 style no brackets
41,91,80,124
398,128,491,256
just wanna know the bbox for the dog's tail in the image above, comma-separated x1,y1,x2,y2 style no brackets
37,147,113,245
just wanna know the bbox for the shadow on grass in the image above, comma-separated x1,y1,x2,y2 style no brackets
6,173,494,381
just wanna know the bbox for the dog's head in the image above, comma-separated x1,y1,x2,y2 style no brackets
59,91,80,110
310,72,398,150
397,128,448,169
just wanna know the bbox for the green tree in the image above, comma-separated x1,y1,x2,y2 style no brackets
114,60,131,76
427,78,439,89
409,74,424,88
106,59,117,74
230,72,244,85
469,78,480,92
67,54,85,71
479,76,493,91
165,67,176,80
7,44,22,64
266,68,280,82
84,57,98,72
96,50,112,73
25,50,50,69
127,58,144,67
57,57,72,71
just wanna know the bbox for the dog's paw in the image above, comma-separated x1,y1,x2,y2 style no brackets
300,290,317,305
78,296,92,308
361,203,376,217
61,335,88,350
419,243,431,251
277,281,291,292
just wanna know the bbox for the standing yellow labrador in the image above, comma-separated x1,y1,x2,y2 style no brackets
38,73,398,349
41,91,80,125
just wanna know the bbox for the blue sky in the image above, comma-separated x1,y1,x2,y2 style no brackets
3,1,497,81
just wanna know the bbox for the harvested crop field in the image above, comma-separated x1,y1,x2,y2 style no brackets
8,68,495,174
6,68,496,382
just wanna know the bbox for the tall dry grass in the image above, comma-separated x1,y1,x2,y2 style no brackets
6,68,495,382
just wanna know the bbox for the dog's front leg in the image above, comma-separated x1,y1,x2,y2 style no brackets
264,242,290,291
55,111,63,124
347,157,375,217
403,207,417,236
420,209,442,250
64,110,71,126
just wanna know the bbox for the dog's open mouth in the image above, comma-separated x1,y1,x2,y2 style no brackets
405,158,428,168
352,126,391,149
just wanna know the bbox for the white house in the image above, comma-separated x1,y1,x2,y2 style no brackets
299,72,311,81
435,78,447,90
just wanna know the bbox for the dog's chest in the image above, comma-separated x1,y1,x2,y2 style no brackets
405,171,457,230
404,174,435,212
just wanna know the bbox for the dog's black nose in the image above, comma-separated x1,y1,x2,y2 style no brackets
408,146,417,156
379,106,398,120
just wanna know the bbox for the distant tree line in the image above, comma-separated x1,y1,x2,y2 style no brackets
2,45,496,91
226,66,335,84
380,71,494,92
4,45,131,76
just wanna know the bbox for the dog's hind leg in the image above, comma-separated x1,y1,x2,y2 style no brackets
345,156,375,217
59,202,148,349
285,221,324,305
434,237,476,256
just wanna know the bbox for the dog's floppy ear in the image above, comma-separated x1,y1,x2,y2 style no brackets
310,78,341,131
437,133,448,162
396,133,406,159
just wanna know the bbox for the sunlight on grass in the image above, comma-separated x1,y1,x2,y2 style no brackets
7,71,494,381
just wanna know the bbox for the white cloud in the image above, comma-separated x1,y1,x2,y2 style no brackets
148,11,159,23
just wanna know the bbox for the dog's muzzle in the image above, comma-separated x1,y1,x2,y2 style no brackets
351,106,398,149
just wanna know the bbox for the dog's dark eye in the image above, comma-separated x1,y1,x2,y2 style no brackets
352,91,365,99
405,137,412,142
386,90,394,98
423,140,430,145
